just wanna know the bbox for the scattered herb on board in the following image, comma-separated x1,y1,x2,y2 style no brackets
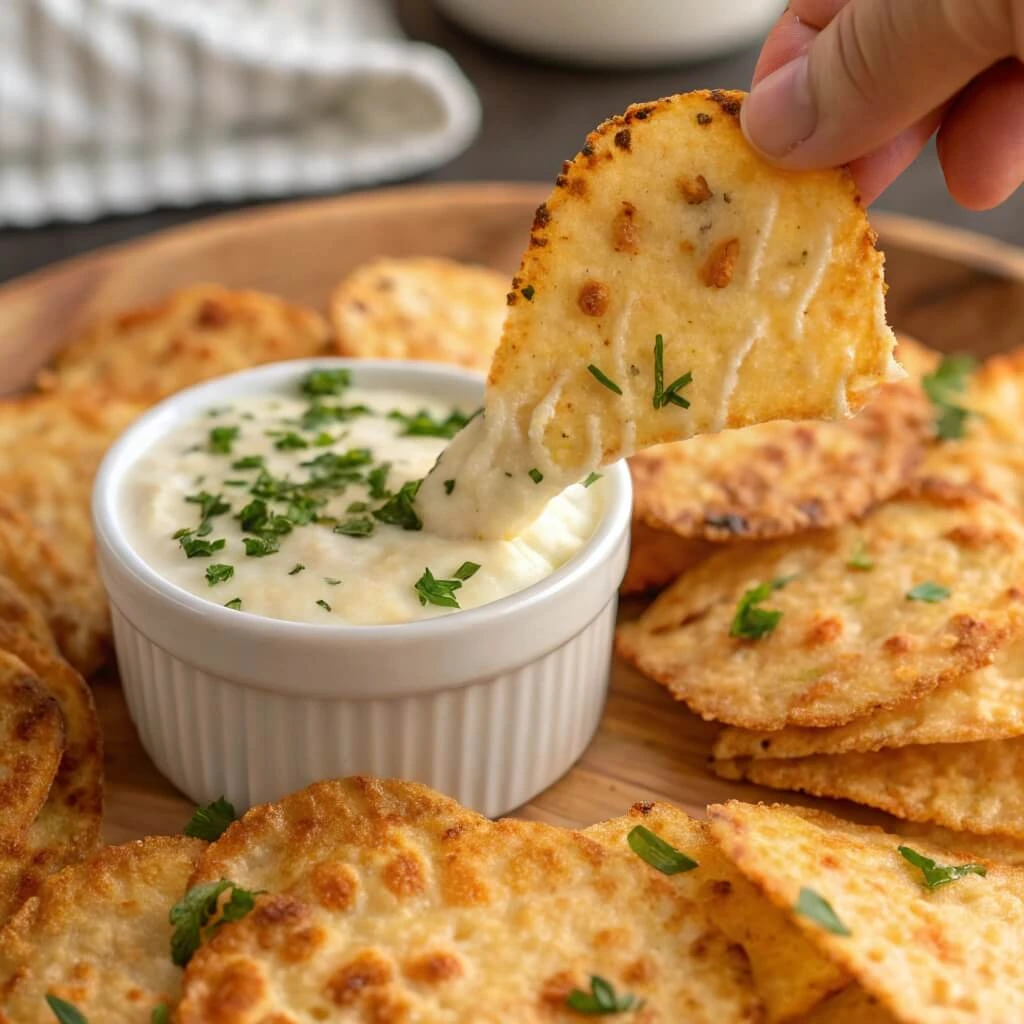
45,996,86,1024
288,563,306,576
224,598,242,610
847,541,874,571
170,881,260,966
565,976,644,1015
652,334,693,410
184,797,237,841
323,577,342,586
922,354,976,440
627,825,697,874
529,468,544,484
583,472,602,488
301,368,352,397
587,364,623,396
316,599,332,612
388,408,471,439
794,887,851,936
205,563,234,586
898,846,987,889
208,425,240,454
730,576,793,640
906,581,950,603
444,479,456,495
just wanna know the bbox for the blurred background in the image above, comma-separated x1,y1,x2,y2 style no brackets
1,0,1021,285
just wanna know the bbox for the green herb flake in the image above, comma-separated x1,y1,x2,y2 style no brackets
224,598,242,610
231,454,264,470
334,516,375,538
346,501,370,513
205,563,234,587
169,880,260,967
314,432,335,447
374,479,422,532
898,845,987,889
652,334,693,410
207,425,240,455
301,368,352,397
794,887,851,936
388,408,471,439
45,995,87,1024
178,533,226,559
454,561,481,581
529,468,544,484
730,576,793,640
847,541,874,571
367,463,392,500
906,581,950,603
151,1006,170,1024
587,364,623,396
274,431,309,451
627,825,698,875
185,490,231,523
316,599,332,612
582,471,602,488
414,568,463,609
323,577,342,586
243,536,280,558
223,479,248,487
922,354,976,441
521,284,536,300
288,563,306,576
444,479,455,495
565,975,644,1015
184,797,237,842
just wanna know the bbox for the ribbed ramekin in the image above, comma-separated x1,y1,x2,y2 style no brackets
93,359,631,817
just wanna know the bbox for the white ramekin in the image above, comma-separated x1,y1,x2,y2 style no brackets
93,359,631,818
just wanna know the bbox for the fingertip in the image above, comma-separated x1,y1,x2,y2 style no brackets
752,11,819,85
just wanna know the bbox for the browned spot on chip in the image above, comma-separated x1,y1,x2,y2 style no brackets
532,203,551,231
309,860,359,912
696,112,712,125
699,238,740,288
709,89,742,116
383,851,426,898
326,950,393,1006
613,202,640,255
678,175,713,205
883,634,915,654
578,281,610,317
568,177,587,197
403,951,464,985
614,128,632,151
804,616,843,647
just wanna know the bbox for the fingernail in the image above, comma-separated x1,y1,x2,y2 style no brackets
742,54,817,158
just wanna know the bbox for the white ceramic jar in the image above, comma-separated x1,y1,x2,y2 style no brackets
434,0,785,67
93,359,631,817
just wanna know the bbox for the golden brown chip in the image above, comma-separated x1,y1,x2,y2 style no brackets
0,836,204,1022
714,737,1024,838
708,801,1024,1024
796,986,896,1024
629,374,931,543
38,284,331,401
0,649,62,848
892,819,1024,867
181,778,761,1023
584,802,846,1023
0,628,101,921
714,636,1024,760
621,522,712,595
617,485,1024,730
330,257,508,372
0,574,54,653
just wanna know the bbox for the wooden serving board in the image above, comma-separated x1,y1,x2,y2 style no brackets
2,182,1024,843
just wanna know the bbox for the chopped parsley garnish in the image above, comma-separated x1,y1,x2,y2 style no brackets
847,541,874,571
346,501,370,513
231,454,264,470
582,471,602,488
652,334,693,410
184,797,237,841
922,354,976,440
314,432,335,447
415,568,464,609
444,479,455,495
301,448,373,478
898,845,987,889
374,479,422,531
224,597,242,610
454,561,481,581
627,825,697,875
205,563,234,586
334,515,375,538
208,425,240,454
906,581,950,603
178,533,226,559
223,479,248,487
185,490,231,522
288,563,306,575
587,364,623,396
316,599,331,612
388,408,471,439
730,576,793,640
298,400,371,431
274,431,309,451
301,368,352,397
237,500,293,537
170,880,260,967
367,463,392,500
529,468,544,484
243,535,279,557
151,1006,170,1024
323,577,341,586
45,995,86,1024
794,887,851,936
565,976,644,1015
521,284,535,300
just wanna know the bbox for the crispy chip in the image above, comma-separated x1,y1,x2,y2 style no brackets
621,523,712,595
0,628,101,921
708,801,1024,1024
617,485,1024,729
714,738,1024,838
0,574,54,653
330,257,508,372
798,986,896,1024
0,836,204,1022
893,820,1024,867
714,636,1024,760
418,90,898,539
584,802,845,1023
181,778,761,1023
38,284,331,401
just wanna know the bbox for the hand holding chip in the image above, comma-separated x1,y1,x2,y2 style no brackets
742,0,1024,209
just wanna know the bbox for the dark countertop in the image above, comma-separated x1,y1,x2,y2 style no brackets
1,1,1022,285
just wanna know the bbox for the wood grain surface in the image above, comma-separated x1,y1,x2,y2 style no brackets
0,183,1021,841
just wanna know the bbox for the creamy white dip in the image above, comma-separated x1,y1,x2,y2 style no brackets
122,369,603,625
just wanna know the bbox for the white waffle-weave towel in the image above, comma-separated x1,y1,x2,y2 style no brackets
0,0,481,227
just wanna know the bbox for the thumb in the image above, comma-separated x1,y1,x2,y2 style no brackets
742,0,1019,167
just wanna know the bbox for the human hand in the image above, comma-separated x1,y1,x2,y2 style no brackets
741,0,1024,208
